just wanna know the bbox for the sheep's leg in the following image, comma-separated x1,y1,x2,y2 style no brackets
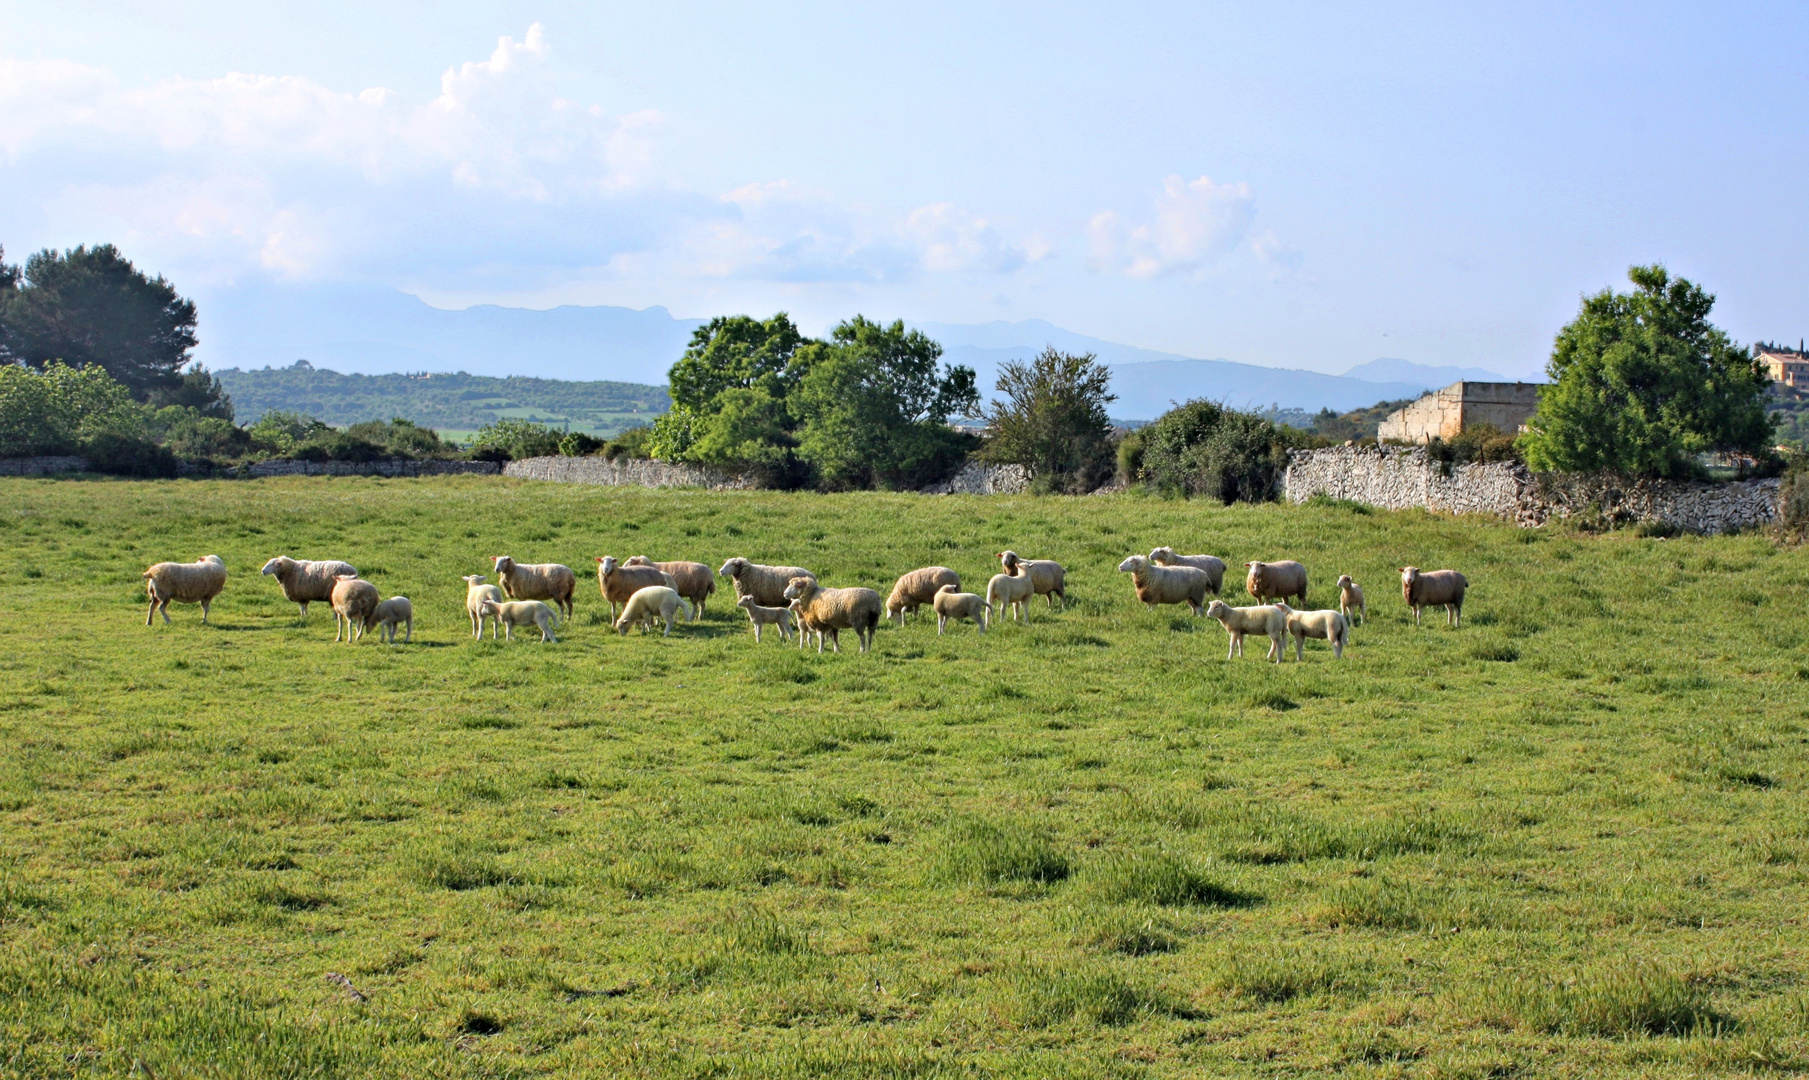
937,615,947,636
404,619,413,643
504,623,514,641
146,596,157,626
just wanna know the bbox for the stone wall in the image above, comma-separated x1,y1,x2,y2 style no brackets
1376,382,1541,443
919,461,1031,495
502,455,754,490
1284,446,1782,533
0,456,90,476
247,458,500,478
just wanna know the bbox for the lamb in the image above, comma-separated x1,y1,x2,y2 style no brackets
624,556,715,620
997,551,1066,610
613,585,692,637
1204,599,1288,663
789,596,819,652
985,566,1036,625
932,584,987,635
1281,605,1349,660
259,556,357,617
330,574,379,643
595,556,677,620
1148,547,1225,595
462,574,506,639
1400,567,1468,627
1335,574,1366,625
492,555,576,619
370,596,414,644
886,566,960,624
477,598,560,642
735,595,794,643
1117,554,1212,615
143,555,227,626
782,576,883,654
1245,560,1309,607
718,557,815,608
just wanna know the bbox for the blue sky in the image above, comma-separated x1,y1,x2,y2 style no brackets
2,2,1804,377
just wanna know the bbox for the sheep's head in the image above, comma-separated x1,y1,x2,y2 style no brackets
735,595,757,609
200,556,225,568
1149,547,1176,564
782,576,815,602
1117,555,1145,573
597,556,618,575
1245,561,1266,586
478,598,501,615
625,556,653,566
997,550,1021,570
718,557,746,579
462,574,486,586
1399,567,1420,587
493,556,515,574
1336,574,1354,588
1205,599,1230,620
936,584,957,595
260,557,289,577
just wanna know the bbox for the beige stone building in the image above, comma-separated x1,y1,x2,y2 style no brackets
1756,346,1809,390
1377,381,1542,443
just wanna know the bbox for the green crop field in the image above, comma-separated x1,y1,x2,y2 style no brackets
2,477,1807,1079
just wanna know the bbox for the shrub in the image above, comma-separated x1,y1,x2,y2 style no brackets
469,418,561,461
980,348,1119,494
1135,399,1316,502
603,424,653,460
558,431,604,457
0,362,145,456
84,433,177,478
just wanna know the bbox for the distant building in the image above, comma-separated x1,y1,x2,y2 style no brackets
1756,345,1809,390
1376,381,1542,443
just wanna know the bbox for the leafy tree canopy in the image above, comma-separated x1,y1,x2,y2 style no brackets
0,362,145,457
1520,265,1775,478
980,347,1118,494
667,313,805,412
1131,398,1313,503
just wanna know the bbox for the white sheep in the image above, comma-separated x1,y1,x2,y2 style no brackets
259,556,356,618
1335,574,1366,625
597,556,678,620
330,575,379,643
985,566,1036,625
624,556,715,619
719,557,815,608
492,556,576,619
1245,560,1309,607
997,551,1065,610
783,576,883,654
1281,605,1349,660
477,598,560,642
462,574,506,639
1204,599,1287,663
735,595,794,643
932,584,987,635
1149,547,1225,595
370,596,414,644
1400,567,1468,627
613,585,692,637
143,555,227,626
1117,554,1212,615
886,566,961,624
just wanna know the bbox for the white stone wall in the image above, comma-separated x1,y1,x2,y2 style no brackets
248,459,500,478
502,455,754,490
919,461,1031,495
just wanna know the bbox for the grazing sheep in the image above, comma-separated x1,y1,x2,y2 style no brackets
330,575,380,643
1245,560,1309,607
1400,567,1468,627
478,598,560,642
986,567,1036,625
462,574,506,639
1117,554,1212,615
1149,547,1225,595
624,556,715,620
886,566,961,624
259,556,356,617
1204,599,1288,663
997,551,1066,610
932,584,987,635
783,576,883,654
1281,605,1349,660
718,557,816,608
1336,575,1366,625
143,555,227,626
595,556,677,620
492,555,576,619
370,596,414,644
614,585,692,637
735,595,794,643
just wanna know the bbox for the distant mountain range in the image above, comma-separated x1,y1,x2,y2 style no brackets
191,284,1533,422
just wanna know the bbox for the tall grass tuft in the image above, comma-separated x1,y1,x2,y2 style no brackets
932,819,1071,886
1210,948,1363,1002
1313,876,1502,931
1482,964,1723,1037
719,907,813,955
1086,851,1253,908
1010,966,1174,1027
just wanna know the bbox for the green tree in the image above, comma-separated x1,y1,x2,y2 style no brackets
468,418,562,461
980,347,1118,494
649,314,806,465
1520,265,1775,477
0,362,145,456
0,244,208,405
1135,399,1313,502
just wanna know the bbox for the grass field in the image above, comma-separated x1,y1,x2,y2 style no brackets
2,476,1807,1079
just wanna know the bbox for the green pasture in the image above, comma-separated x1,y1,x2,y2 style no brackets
1,477,1806,1078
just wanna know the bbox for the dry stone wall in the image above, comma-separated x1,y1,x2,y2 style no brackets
248,459,499,478
919,461,1031,495
503,455,754,490
0,456,90,476
1284,446,1781,534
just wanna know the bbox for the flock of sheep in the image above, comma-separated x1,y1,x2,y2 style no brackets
140,544,1470,662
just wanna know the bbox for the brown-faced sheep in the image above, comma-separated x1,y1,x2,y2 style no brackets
596,556,676,620
370,596,414,644
886,566,960,624
1148,547,1225,594
1245,560,1308,607
1281,605,1348,660
1335,574,1366,625
1117,554,1212,615
1400,567,1467,627
624,556,715,620
492,556,576,619
462,574,505,639
997,551,1065,610
719,557,815,608
1205,599,1288,663
932,584,987,635
478,598,559,642
783,576,882,654
613,585,692,637
143,555,227,626
736,595,794,643
986,567,1035,625
330,575,379,643
260,556,356,617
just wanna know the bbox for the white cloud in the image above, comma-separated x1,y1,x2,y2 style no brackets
1089,174,1264,278
902,203,1039,273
